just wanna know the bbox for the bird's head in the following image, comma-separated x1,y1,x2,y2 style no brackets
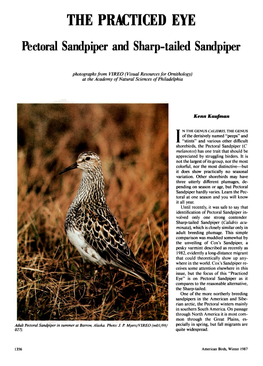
59,151,102,175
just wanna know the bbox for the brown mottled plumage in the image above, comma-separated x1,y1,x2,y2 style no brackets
59,151,152,283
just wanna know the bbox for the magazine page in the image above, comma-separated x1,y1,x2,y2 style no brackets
2,1,262,365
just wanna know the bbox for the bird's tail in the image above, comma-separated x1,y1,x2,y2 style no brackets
111,256,154,284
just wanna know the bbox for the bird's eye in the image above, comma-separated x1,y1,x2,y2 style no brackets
85,157,90,161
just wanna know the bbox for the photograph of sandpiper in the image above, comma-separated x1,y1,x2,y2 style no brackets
17,104,168,321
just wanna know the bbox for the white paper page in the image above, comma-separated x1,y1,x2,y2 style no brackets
2,1,262,365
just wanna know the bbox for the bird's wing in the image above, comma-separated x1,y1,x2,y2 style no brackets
80,207,152,282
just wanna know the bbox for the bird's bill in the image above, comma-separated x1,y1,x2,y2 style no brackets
59,162,78,175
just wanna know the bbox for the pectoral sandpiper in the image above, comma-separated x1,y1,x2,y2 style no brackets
59,151,152,283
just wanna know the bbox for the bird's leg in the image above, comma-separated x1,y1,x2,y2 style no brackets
74,260,87,298
106,265,116,301
82,261,86,278
81,260,93,279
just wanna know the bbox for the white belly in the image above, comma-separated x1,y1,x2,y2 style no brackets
67,229,106,266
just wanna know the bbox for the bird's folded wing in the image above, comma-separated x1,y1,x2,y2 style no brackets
82,208,152,282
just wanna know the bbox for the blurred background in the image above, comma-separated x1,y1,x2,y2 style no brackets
17,103,168,320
